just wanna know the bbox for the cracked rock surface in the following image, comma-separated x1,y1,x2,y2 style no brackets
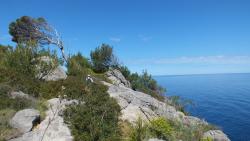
203,130,230,141
9,98,76,141
103,81,205,126
103,69,230,141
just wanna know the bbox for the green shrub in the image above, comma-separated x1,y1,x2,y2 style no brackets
0,42,59,96
149,117,173,140
67,52,92,76
0,109,18,141
168,96,193,115
0,45,11,66
166,119,217,141
0,85,33,111
118,66,131,79
64,83,121,141
200,137,213,141
129,117,148,141
90,44,118,73
39,80,64,99
63,76,88,100
120,69,166,101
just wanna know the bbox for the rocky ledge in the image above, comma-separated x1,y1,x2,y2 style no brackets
104,69,230,141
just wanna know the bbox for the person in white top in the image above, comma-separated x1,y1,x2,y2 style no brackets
86,74,94,83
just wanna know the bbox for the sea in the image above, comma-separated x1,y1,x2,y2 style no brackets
155,73,250,141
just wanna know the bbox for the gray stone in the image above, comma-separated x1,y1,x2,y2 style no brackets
148,138,165,141
203,130,230,141
106,69,131,88
103,72,229,140
10,91,30,99
42,66,67,81
9,98,74,141
9,109,40,134
103,81,194,125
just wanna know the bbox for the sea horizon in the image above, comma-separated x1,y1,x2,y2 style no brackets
154,72,250,77
155,73,250,141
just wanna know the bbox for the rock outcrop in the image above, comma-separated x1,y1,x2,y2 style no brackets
10,91,30,99
9,109,40,134
103,81,203,126
148,138,165,141
9,91,36,102
42,66,67,81
104,69,231,141
9,98,76,141
203,130,230,141
106,69,131,88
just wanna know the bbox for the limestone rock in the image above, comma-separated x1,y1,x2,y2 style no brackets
148,138,165,141
9,109,40,134
10,91,30,99
103,81,203,126
104,80,230,140
9,98,75,141
106,69,131,88
203,130,230,141
42,66,67,81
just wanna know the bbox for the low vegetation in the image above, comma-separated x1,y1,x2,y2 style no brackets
127,117,216,141
64,83,121,141
167,96,193,115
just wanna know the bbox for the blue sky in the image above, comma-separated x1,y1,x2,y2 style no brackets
1,0,250,75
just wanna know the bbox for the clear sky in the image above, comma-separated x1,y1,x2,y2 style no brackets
1,0,250,75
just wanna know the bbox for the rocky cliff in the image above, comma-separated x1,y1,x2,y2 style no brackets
104,69,230,141
7,68,230,141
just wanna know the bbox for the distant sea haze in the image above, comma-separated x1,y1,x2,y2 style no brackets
155,73,250,141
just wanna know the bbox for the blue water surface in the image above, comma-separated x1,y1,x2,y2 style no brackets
155,73,250,141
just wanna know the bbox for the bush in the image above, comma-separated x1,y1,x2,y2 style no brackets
0,43,59,96
167,119,217,141
0,85,33,111
64,83,121,141
63,76,88,100
149,117,173,140
117,66,131,79
0,109,18,141
168,96,193,115
0,45,11,66
67,52,92,76
129,117,148,141
200,137,213,141
90,44,118,73
39,80,64,99
120,69,166,101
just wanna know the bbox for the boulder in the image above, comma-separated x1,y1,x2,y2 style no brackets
203,130,230,141
10,91,30,99
37,56,67,81
9,109,40,134
148,138,165,141
42,66,67,81
106,69,131,88
9,98,76,141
